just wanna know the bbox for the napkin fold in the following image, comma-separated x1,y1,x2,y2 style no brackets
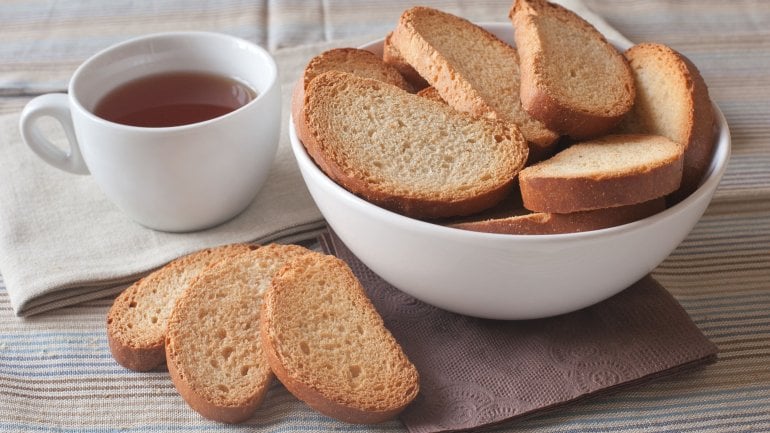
319,231,718,433
0,37,378,316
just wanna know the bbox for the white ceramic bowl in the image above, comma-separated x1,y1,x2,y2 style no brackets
290,23,731,319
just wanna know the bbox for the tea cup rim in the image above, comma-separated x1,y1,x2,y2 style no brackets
68,31,277,132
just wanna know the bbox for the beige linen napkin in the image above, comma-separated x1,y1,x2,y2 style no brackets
0,37,376,316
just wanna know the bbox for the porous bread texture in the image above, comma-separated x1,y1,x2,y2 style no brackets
106,244,255,372
297,70,529,219
383,32,430,91
617,42,715,202
391,6,559,161
519,134,684,213
510,0,635,139
291,47,412,130
450,198,665,234
261,251,419,424
165,244,312,424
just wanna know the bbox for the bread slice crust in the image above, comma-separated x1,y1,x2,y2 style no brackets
519,134,684,213
450,198,665,234
383,31,430,91
165,244,312,423
510,0,635,139
297,70,528,219
618,42,715,201
391,6,559,160
260,252,419,424
106,244,255,371
416,86,444,103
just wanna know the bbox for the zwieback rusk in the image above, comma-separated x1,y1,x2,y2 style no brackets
617,42,715,202
291,47,412,130
509,0,635,139
165,244,311,423
107,243,255,371
261,251,419,424
390,6,559,162
296,70,529,219
519,134,684,213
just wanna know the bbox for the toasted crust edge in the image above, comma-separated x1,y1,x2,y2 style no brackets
165,338,271,424
106,319,165,371
290,47,412,132
106,276,166,371
261,322,411,424
677,54,716,199
450,198,666,234
383,31,430,91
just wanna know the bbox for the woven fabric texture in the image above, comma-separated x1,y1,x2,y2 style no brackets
1,0,769,432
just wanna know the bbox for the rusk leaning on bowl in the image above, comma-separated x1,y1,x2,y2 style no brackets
290,20,730,320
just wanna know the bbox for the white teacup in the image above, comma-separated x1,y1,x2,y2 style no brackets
19,32,281,232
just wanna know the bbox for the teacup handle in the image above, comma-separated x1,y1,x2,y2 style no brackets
19,93,89,175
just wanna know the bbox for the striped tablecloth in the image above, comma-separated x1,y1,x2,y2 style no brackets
1,1,769,431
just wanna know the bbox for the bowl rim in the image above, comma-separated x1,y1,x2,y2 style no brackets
289,23,731,244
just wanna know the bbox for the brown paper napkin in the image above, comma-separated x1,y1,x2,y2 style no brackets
319,230,718,433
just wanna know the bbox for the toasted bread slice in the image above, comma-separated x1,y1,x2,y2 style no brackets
106,244,255,371
450,198,665,234
291,48,411,129
510,0,635,139
383,31,429,91
165,244,311,424
617,42,715,202
519,134,684,213
261,252,419,424
297,70,528,219
391,6,559,161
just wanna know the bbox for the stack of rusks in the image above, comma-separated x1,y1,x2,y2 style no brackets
105,0,716,426
108,243,420,424
294,0,715,234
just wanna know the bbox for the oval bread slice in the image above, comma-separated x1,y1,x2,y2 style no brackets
165,244,312,424
510,0,635,139
261,252,419,424
617,42,715,202
107,244,255,371
519,134,684,213
297,70,529,219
